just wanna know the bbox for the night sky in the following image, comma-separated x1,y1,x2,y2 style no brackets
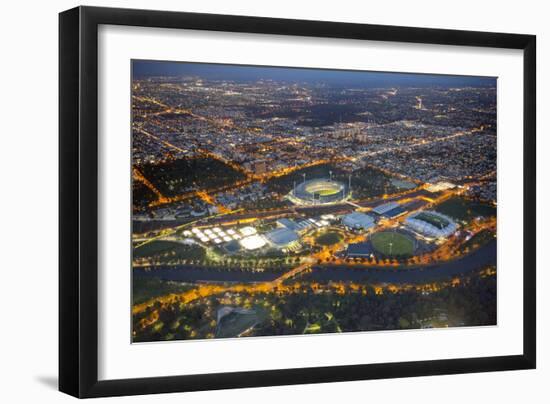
132,60,496,88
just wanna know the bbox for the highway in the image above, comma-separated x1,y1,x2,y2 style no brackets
133,185,443,234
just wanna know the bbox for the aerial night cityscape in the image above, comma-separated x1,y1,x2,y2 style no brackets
131,60,497,343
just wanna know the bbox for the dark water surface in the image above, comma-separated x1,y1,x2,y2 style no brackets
134,240,496,285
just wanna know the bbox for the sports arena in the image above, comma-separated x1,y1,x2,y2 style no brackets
288,178,350,205
405,210,458,239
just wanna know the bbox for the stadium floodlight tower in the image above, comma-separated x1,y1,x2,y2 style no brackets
348,174,352,195
302,173,307,184
329,170,333,182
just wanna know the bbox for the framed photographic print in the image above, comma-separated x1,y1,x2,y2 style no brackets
59,6,536,398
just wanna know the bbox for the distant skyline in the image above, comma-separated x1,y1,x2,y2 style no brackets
131,56,497,343
132,60,496,88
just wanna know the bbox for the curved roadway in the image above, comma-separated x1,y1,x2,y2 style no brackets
134,240,496,285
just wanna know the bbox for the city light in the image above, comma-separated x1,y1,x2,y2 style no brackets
239,234,267,250
131,62,497,343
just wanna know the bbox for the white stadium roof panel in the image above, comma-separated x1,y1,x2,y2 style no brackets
240,226,257,236
239,234,267,250
342,212,375,230
373,201,400,215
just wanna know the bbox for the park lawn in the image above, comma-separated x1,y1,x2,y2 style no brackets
139,157,245,198
133,240,205,260
315,231,343,246
461,229,496,252
132,278,195,305
345,166,398,199
435,197,496,222
371,231,415,257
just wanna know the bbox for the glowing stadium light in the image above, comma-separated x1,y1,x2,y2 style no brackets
183,230,192,237
204,229,214,235
199,236,209,243
223,236,232,242
213,227,222,233
404,211,457,238
239,234,266,250
290,178,349,206
227,229,236,235
191,228,201,234
213,238,222,244
240,226,257,236
218,231,227,237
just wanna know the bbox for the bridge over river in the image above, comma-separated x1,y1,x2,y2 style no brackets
134,240,496,285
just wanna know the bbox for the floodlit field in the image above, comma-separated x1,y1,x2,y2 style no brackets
371,231,415,257
315,188,340,196
130,61,498,343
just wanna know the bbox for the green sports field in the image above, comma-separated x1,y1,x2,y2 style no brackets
414,212,449,230
316,188,340,196
371,231,415,257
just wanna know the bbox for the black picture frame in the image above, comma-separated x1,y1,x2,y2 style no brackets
59,6,536,398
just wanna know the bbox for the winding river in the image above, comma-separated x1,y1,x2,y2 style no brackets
133,240,496,285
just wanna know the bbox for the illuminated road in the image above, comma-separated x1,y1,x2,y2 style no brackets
133,101,478,210
133,239,496,316
132,182,494,319
134,240,495,285
134,125,355,207
357,125,486,159
271,258,316,285
132,167,168,203
308,239,496,284
132,184,445,235
130,87,497,336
